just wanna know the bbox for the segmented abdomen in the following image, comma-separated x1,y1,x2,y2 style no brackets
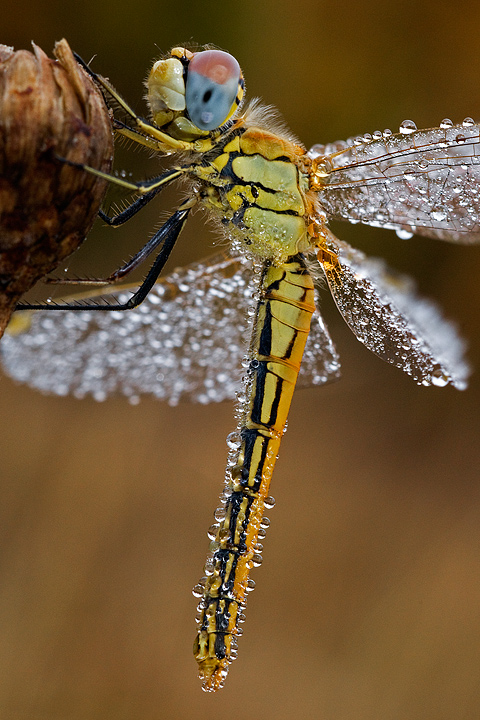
193,254,315,691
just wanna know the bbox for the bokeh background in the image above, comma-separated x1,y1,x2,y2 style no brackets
1,1,480,718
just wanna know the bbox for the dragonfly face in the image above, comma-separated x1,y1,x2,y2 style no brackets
1,44,479,691
146,46,244,139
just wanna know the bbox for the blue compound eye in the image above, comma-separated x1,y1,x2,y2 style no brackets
185,50,243,131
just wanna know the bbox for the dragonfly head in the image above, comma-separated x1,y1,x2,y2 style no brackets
146,47,244,141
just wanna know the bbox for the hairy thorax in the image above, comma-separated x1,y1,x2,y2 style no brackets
191,120,321,264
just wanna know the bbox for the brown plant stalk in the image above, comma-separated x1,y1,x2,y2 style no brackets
0,39,114,336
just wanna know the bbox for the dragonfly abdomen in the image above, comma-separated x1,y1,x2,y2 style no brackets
193,255,315,691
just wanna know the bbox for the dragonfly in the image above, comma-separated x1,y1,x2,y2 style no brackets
1,45,478,692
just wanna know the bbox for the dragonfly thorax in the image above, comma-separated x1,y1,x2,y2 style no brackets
193,123,319,263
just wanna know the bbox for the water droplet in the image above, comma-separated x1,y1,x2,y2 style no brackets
440,118,453,129
204,558,215,575
264,495,276,509
226,432,240,450
399,119,417,134
192,584,205,598
462,117,475,127
207,524,219,540
252,553,263,567
246,579,256,592
431,210,447,222
218,527,230,541
372,130,382,139
260,517,271,529
456,134,466,144
383,128,392,138
307,143,325,159
214,507,226,522
396,226,414,240
431,369,449,387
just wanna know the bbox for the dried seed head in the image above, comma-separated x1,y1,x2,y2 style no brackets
0,39,114,335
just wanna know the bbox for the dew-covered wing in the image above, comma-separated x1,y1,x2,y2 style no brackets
319,232,469,389
1,253,340,406
311,120,480,242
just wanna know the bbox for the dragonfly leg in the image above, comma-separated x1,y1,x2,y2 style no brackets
16,199,194,312
43,165,192,287
45,207,181,286
98,188,161,226
57,154,187,196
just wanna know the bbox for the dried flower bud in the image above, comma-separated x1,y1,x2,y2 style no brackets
0,39,114,336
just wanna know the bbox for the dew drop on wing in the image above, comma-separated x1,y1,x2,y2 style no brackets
0,255,256,405
399,119,417,134
321,235,470,390
440,118,454,129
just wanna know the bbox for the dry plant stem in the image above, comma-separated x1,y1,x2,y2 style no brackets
0,39,114,336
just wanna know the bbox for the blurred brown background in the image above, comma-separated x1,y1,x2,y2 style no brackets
1,1,480,718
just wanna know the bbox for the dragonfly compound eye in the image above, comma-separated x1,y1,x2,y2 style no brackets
185,50,243,131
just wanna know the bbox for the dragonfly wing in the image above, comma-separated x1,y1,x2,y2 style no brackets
1,253,339,405
319,232,470,389
312,122,480,242
297,301,341,390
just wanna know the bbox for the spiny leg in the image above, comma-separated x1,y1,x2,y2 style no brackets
45,202,182,287
16,200,193,312
98,188,161,227
42,161,192,288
